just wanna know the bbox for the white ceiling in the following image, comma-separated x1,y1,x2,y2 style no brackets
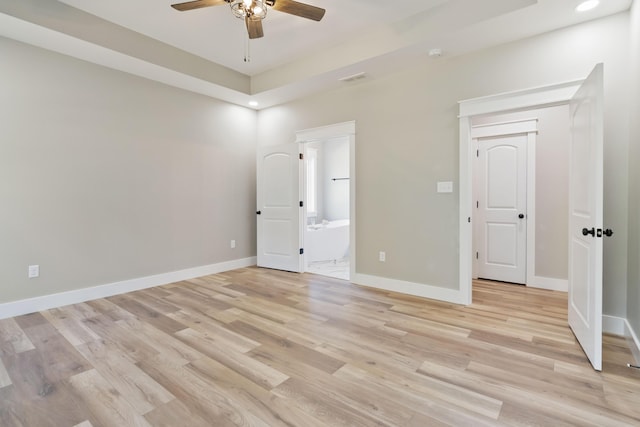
0,0,633,108
57,0,448,76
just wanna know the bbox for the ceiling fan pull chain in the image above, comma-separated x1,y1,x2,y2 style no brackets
244,31,251,62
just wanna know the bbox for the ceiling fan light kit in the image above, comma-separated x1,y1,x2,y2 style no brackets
231,0,267,20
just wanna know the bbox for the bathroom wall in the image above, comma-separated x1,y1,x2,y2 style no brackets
323,137,350,221
305,141,324,222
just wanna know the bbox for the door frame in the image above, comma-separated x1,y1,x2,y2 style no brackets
459,80,584,305
471,120,537,284
295,121,356,280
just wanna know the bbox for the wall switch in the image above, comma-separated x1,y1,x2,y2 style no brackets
379,251,386,262
28,265,39,278
230,240,236,249
437,181,454,193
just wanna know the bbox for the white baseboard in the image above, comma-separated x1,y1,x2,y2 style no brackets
625,319,640,364
0,257,256,320
603,315,626,336
352,273,466,305
602,315,640,364
528,276,568,292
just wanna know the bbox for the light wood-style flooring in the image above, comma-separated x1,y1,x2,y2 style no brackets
1,268,639,426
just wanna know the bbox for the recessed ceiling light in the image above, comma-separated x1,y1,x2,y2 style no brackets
576,0,599,12
248,101,259,107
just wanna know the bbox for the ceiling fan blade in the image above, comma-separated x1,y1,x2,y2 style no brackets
270,0,325,21
245,16,265,39
171,0,228,12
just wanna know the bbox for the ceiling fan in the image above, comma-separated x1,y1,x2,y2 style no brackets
170,0,326,40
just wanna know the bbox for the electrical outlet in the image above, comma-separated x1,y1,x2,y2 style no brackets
379,251,386,262
28,265,39,278
230,240,236,249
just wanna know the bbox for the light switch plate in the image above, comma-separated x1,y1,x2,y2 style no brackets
28,265,39,278
437,181,454,193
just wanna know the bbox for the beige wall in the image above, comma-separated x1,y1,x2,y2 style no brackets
258,13,630,316
472,105,570,281
628,0,640,339
0,37,257,304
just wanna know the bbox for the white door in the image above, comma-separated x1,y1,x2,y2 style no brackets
568,64,604,371
476,135,527,284
256,144,303,272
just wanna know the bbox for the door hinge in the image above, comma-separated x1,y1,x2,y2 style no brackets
476,252,479,260
476,201,479,208
300,201,303,207
468,217,471,223
299,248,304,255
299,153,304,160
477,149,479,157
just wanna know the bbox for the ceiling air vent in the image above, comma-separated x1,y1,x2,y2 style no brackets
339,72,367,83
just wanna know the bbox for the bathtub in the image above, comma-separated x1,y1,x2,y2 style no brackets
305,219,350,263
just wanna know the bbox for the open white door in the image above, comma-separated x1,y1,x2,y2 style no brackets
257,143,303,273
568,64,604,371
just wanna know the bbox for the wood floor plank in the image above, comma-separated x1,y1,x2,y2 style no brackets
226,319,345,374
68,369,152,427
18,322,91,383
143,398,212,427
334,361,504,424
185,356,316,427
81,315,161,363
0,381,97,427
272,377,388,427
40,309,101,347
1,268,639,426
136,355,268,427
167,309,261,353
107,295,187,335
174,327,289,389
114,316,203,365
75,339,175,415
0,356,12,388
0,318,35,355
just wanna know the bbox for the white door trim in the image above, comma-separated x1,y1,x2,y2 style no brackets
471,119,537,286
459,80,583,305
296,121,356,280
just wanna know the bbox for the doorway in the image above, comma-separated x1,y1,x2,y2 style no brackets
296,121,356,281
302,137,351,280
468,106,573,294
459,79,584,305
471,119,537,285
